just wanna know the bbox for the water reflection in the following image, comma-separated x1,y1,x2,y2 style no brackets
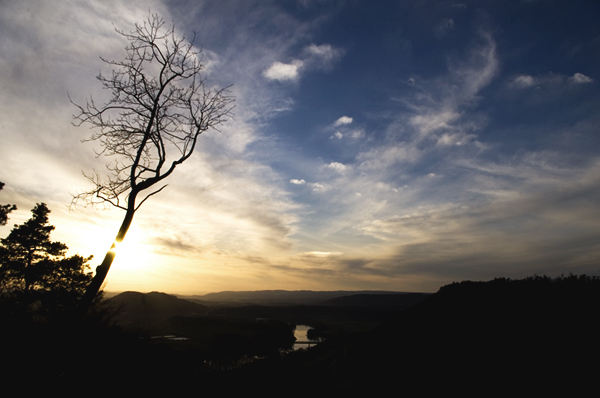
292,325,323,350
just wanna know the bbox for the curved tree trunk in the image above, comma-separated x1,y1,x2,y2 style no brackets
71,15,233,315
78,192,137,313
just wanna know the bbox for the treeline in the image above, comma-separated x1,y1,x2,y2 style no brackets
445,273,600,288
0,198,94,322
329,273,600,395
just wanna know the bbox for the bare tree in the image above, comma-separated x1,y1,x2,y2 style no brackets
71,14,233,309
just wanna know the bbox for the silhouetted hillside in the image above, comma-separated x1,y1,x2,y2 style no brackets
8,275,598,395
191,290,405,306
106,290,424,337
106,291,209,325
105,291,297,360
333,275,600,394
321,292,430,307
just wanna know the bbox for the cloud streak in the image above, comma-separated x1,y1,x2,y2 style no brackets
263,42,344,83
2,1,599,294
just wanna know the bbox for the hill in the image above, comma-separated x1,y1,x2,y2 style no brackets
186,289,410,306
103,290,428,337
321,292,430,307
105,291,209,326
6,275,599,394
330,274,600,394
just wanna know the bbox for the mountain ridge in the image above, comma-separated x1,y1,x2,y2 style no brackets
182,289,421,305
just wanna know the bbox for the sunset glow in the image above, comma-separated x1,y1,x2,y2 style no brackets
1,0,599,294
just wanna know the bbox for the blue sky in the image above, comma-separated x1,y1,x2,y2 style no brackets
1,0,599,293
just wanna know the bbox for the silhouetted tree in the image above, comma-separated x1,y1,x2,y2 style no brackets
0,203,93,318
0,182,17,226
71,14,234,309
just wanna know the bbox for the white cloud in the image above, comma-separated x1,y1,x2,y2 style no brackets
511,72,593,88
304,43,344,69
569,73,593,84
290,179,306,185
327,162,346,172
511,75,536,88
334,116,353,126
410,111,461,137
330,131,343,139
350,129,365,139
310,182,326,192
306,44,337,58
263,60,303,82
262,43,343,84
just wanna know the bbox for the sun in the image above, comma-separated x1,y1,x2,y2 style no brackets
110,223,158,272
71,215,162,291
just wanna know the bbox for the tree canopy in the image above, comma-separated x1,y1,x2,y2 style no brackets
0,203,92,318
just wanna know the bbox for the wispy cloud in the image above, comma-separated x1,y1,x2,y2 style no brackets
263,43,344,83
2,1,599,293
510,72,594,88
304,43,345,70
569,72,594,84
511,75,536,88
0,0,311,293
263,60,304,82
333,116,353,126
284,31,599,285
435,18,455,38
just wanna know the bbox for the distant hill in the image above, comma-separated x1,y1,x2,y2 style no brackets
185,290,411,306
102,290,429,335
106,291,209,325
321,292,430,307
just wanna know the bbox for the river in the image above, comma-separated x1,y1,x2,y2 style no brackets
292,324,323,350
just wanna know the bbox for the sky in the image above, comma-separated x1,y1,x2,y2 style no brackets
1,0,599,294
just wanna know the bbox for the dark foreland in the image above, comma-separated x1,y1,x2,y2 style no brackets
3,275,599,395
